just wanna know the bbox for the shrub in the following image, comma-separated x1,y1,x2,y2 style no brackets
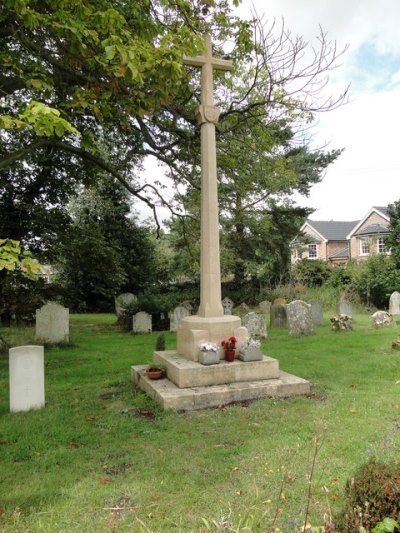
291,259,332,287
338,458,400,532
155,333,166,351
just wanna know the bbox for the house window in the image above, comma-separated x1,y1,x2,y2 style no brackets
360,238,370,255
308,244,317,259
377,237,386,254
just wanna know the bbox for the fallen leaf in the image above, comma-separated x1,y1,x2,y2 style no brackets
349,383,358,389
232,466,239,472
396,380,400,385
99,477,112,485
350,408,357,413
236,489,242,496
67,442,80,449
86,415,95,421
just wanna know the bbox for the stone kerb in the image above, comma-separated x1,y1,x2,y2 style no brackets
389,291,400,315
132,311,152,333
287,300,313,335
35,302,69,344
242,312,267,339
9,345,45,412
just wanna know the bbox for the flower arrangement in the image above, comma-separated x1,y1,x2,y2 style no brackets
199,341,218,352
221,336,237,353
241,337,261,350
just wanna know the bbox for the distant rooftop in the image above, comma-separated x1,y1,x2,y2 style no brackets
306,220,359,241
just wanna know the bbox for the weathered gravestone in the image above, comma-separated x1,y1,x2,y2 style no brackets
222,297,234,315
9,345,45,412
337,300,352,317
132,312,152,333
259,300,272,313
180,301,194,313
389,291,400,315
115,293,137,317
169,306,191,332
310,300,323,326
371,310,392,327
287,300,313,335
242,312,267,338
270,304,287,328
35,303,69,344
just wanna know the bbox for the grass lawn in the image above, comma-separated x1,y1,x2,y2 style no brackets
0,313,399,532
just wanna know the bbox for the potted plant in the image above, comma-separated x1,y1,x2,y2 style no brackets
145,362,166,380
221,336,237,362
198,341,219,365
238,337,263,362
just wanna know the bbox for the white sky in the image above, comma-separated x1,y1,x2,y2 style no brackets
238,0,400,221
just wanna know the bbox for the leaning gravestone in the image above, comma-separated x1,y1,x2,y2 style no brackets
287,300,313,335
222,297,234,315
259,300,272,313
371,310,392,327
310,301,323,326
389,291,400,315
115,293,137,317
35,303,69,344
242,312,267,338
270,304,287,328
132,312,152,333
9,345,45,412
169,306,190,332
337,300,352,317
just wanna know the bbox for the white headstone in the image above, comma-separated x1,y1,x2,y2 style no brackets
222,297,234,315
9,345,45,412
35,303,69,344
115,293,137,317
259,300,271,313
132,311,152,333
389,291,400,315
287,300,313,335
169,306,191,332
242,312,267,338
337,300,352,317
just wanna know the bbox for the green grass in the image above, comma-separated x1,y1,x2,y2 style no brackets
0,313,399,532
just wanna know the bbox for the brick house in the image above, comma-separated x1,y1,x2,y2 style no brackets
291,206,390,265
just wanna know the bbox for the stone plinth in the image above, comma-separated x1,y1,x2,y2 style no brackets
177,315,247,361
153,350,279,388
131,365,310,411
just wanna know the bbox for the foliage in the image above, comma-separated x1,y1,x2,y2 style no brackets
339,459,400,532
0,238,44,278
386,200,400,268
155,333,166,351
371,518,400,533
291,259,332,287
345,256,400,309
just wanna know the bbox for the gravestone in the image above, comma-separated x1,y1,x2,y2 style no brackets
35,303,69,344
389,291,400,315
259,300,271,313
371,311,392,327
234,302,250,315
337,300,352,317
9,345,45,412
273,298,287,305
242,312,267,338
115,293,137,317
310,301,323,326
180,301,194,313
270,304,287,328
132,312,152,333
169,306,191,332
222,297,234,315
287,300,313,335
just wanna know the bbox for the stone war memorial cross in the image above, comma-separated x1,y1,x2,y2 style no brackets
177,35,248,360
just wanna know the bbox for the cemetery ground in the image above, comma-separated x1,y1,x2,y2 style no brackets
0,313,399,532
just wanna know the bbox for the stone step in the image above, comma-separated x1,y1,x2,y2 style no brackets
131,365,311,411
153,350,280,388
